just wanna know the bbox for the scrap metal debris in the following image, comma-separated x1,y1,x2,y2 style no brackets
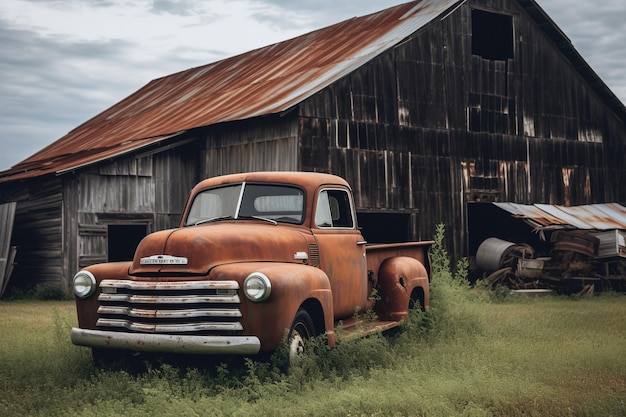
475,230,626,295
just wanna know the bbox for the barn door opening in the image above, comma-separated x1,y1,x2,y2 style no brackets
107,224,147,262
357,212,413,243
471,9,513,61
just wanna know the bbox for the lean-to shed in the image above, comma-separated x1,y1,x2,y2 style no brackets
0,0,625,294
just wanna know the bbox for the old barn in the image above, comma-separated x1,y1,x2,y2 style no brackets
1,0,625,294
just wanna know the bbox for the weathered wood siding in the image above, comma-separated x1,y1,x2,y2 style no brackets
65,157,154,273
64,140,201,280
153,142,201,230
201,117,300,178
298,0,626,257
7,179,64,288
0,202,17,295
0,137,200,290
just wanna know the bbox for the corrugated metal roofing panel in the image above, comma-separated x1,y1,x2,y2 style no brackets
594,203,626,228
533,204,598,229
0,0,461,182
2,134,180,181
493,202,568,227
494,202,626,230
546,204,626,230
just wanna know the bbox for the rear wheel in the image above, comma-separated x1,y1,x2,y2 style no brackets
288,309,315,364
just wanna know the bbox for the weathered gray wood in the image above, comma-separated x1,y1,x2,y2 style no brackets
297,0,626,257
0,202,17,296
6,180,64,290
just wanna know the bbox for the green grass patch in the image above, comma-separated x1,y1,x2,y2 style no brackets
1,228,625,416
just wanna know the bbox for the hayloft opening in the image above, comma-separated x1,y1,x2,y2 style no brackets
107,224,147,262
472,9,513,60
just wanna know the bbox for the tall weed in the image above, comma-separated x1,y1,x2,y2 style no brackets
424,224,485,341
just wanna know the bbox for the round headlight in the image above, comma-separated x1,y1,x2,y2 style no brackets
244,272,271,302
72,270,96,298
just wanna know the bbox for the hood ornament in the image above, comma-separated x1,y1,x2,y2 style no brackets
140,255,188,265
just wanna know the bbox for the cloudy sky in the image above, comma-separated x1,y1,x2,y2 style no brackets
1,0,625,172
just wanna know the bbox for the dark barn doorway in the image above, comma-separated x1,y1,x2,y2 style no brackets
357,212,413,243
107,224,147,262
467,203,549,256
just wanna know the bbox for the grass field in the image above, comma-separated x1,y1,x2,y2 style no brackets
1,237,625,416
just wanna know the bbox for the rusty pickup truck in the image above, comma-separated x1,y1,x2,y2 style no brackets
71,171,432,362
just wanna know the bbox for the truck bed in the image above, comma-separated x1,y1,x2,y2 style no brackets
366,241,433,280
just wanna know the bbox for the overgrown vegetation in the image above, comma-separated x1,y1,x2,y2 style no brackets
0,225,624,416
2,282,71,301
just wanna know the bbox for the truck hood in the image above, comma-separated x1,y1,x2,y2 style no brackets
130,223,311,275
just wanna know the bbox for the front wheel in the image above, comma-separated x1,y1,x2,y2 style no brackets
288,309,315,364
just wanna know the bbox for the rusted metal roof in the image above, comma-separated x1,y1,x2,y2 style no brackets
494,202,626,230
0,0,461,182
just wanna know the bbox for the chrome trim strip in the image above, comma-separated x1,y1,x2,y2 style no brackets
98,293,240,304
97,306,242,319
100,280,239,291
96,319,243,333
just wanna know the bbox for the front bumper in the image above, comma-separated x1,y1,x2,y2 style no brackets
71,327,261,355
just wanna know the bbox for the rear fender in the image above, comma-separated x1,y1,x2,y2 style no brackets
210,262,334,351
376,256,429,322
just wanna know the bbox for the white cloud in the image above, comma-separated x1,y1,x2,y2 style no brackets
538,0,626,100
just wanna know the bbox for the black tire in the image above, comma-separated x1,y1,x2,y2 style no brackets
288,309,315,364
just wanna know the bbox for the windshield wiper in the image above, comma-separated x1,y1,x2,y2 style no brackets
239,215,278,225
193,215,234,226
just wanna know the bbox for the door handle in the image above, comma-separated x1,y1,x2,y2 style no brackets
356,241,367,246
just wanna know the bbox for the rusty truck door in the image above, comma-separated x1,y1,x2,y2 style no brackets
312,187,368,319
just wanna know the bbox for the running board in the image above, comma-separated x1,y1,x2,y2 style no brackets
335,318,401,341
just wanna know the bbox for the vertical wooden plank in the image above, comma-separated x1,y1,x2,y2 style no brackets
0,202,17,296
9,179,64,288
78,224,108,268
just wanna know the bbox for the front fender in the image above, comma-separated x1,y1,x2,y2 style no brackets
376,257,429,322
209,262,333,351
74,262,132,329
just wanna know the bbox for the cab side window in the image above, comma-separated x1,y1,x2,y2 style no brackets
315,189,354,228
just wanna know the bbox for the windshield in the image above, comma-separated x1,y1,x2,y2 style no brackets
184,183,305,226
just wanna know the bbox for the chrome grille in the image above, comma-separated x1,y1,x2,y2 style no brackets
96,279,242,334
